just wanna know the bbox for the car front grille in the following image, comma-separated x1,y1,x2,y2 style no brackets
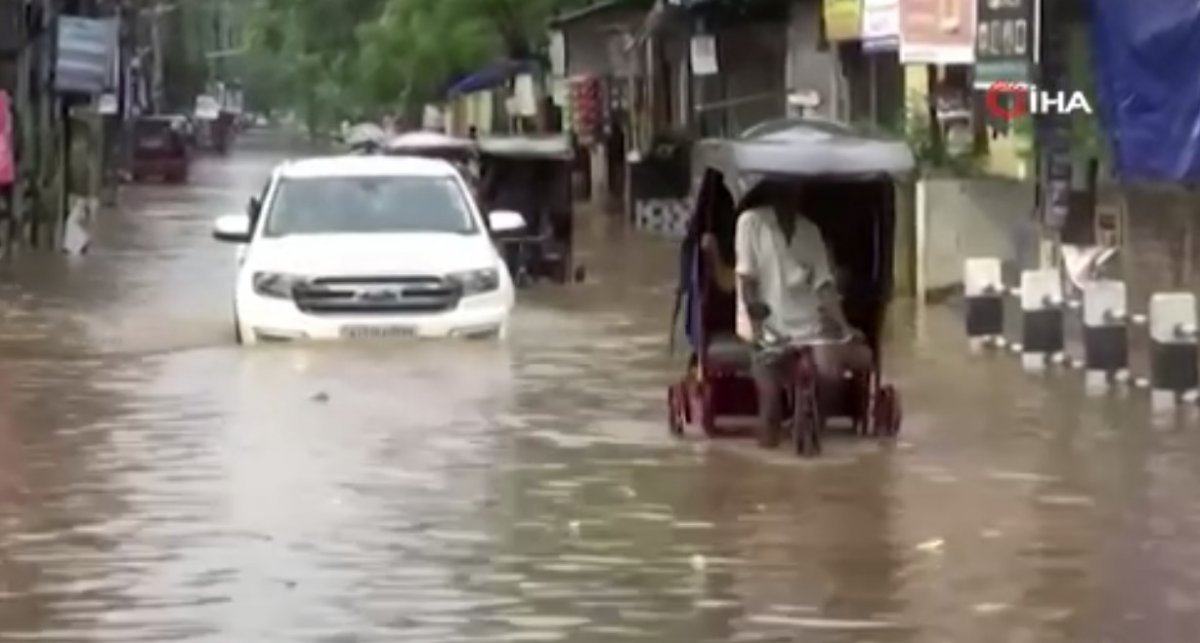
293,275,461,315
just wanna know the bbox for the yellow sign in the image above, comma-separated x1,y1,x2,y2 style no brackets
824,0,862,42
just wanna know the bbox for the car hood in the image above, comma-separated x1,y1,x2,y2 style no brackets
245,232,499,277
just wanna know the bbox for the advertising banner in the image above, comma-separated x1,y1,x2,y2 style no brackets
823,0,862,42
0,91,11,187
974,0,1037,88
899,0,976,64
862,0,900,52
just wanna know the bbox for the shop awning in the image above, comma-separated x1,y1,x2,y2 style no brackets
445,59,540,98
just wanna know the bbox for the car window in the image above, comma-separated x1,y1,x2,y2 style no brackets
263,175,476,237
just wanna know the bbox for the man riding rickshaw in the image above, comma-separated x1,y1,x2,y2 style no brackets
475,134,582,286
667,119,913,456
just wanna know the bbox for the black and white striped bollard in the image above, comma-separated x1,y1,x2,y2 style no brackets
1081,279,1131,389
1019,269,1066,371
1149,292,1199,409
964,258,1006,350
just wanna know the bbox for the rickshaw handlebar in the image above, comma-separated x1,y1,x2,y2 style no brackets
757,321,855,351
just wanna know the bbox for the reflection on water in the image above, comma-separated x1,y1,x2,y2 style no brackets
0,142,1198,642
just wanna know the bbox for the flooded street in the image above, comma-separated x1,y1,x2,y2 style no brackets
3,140,1200,642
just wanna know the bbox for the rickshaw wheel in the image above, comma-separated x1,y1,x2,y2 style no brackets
667,387,684,437
875,385,901,437
853,371,875,436
699,381,717,437
792,382,823,457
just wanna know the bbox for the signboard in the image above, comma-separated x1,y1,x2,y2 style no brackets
55,17,118,95
690,35,718,76
0,91,12,187
862,0,900,52
899,0,976,64
823,0,862,41
974,0,1038,88
549,31,566,77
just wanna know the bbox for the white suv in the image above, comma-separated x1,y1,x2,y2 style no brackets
213,155,525,344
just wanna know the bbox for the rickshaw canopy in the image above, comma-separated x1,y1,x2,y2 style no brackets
345,122,387,147
695,119,915,202
477,135,574,161
384,131,476,155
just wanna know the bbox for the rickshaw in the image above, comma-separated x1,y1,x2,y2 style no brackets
666,120,913,456
476,135,581,285
131,115,191,183
383,131,479,188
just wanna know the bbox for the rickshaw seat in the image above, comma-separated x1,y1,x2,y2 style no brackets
705,333,754,370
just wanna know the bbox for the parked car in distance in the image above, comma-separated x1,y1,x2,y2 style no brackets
212,155,527,345
132,115,191,183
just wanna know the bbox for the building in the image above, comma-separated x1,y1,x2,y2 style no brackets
0,0,76,252
548,0,650,206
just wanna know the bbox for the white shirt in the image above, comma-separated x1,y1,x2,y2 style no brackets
734,206,834,341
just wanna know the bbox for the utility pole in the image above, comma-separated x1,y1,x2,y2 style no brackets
149,2,166,112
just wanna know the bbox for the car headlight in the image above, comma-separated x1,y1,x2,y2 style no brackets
252,272,305,299
450,268,500,295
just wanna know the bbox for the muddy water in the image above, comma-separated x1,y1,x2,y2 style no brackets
0,140,1198,642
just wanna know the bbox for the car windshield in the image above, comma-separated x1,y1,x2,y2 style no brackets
263,175,476,236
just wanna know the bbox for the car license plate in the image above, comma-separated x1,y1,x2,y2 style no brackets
339,325,415,339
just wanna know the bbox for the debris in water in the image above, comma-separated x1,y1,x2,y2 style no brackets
567,520,581,536
915,538,944,553
973,602,1009,615
311,391,329,403
690,554,707,571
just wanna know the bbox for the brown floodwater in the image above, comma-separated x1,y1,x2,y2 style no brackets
0,135,1198,642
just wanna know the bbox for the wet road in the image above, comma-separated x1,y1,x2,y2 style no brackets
1,140,1199,642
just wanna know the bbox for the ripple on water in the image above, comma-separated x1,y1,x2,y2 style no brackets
5,158,1200,642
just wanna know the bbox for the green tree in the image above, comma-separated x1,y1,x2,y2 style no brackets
246,0,595,131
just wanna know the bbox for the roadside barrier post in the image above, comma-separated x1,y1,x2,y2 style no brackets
1081,280,1130,388
963,258,1005,349
1020,269,1065,371
1148,292,1199,407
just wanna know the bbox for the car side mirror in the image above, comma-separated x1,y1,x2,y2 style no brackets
488,209,526,234
213,213,252,243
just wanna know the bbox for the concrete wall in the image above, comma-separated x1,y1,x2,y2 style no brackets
918,178,1038,295
1120,186,1200,308
785,0,844,120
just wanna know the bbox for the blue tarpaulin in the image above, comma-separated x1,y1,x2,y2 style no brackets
445,59,539,97
1088,0,1200,182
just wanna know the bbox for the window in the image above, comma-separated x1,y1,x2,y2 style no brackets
264,175,477,237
